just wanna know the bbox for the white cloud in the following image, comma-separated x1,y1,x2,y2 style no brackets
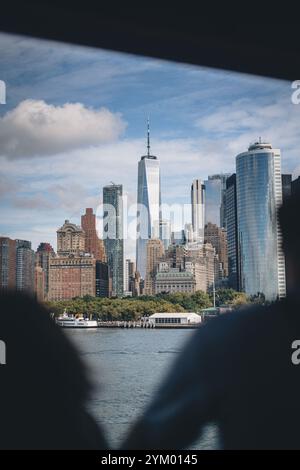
0,100,126,158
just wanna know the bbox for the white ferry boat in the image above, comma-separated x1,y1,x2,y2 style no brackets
56,311,98,328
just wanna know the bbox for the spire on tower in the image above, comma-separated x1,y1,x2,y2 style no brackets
147,117,150,156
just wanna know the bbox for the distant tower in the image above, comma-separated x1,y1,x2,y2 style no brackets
136,120,162,279
225,174,240,291
103,183,124,297
236,140,286,300
191,179,205,242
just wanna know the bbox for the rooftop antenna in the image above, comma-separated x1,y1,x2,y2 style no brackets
147,117,150,156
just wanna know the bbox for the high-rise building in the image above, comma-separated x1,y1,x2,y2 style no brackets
292,176,300,195
81,208,106,261
0,237,16,290
136,121,161,279
34,265,45,302
204,174,231,228
16,239,35,293
35,242,55,300
191,179,205,242
48,254,96,301
281,174,292,201
225,174,240,291
57,220,85,256
160,219,171,251
103,183,124,297
96,261,109,297
236,140,286,301
124,259,135,293
204,222,228,278
144,239,164,295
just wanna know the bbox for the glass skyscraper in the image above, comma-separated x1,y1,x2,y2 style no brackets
103,183,124,297
236,141,286,301
225,174,240,291
136,124,161,279
204,174,231,228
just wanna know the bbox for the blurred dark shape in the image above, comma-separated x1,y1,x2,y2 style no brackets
123,189,300,450
0,292,108,449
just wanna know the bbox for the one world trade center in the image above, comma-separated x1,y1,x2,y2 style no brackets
136,121,162,279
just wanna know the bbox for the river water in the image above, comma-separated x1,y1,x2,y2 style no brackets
66,328,219,449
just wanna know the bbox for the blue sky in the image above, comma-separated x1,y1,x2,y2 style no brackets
0,32,299,259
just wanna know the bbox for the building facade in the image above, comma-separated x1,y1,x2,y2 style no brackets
103,184,124,297
236,141,286,300
0,237,16,290
48,254,96,301
144,239,164,295
204,222,228,278
57,220,85,256
81,208,106,261
136,124,161,279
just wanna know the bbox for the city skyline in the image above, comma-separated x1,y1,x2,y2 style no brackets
0,32,300,262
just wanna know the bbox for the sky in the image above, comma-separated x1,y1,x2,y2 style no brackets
0,32,299,260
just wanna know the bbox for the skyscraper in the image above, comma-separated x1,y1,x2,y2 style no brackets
159,219,171,251
281,174,292,201
191,179,205,242
144,239,164,295
16,239,35,293
236,140,286,301
0,237,16,290
81,208,106,261
225,174,240,291
103,183,124,297
204,174,231,228
35,242,55,300
136,121,161,279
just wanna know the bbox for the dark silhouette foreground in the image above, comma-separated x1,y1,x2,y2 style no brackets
123,190,300,450
0,293,107,449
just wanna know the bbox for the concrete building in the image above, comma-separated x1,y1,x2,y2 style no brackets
124,259,135,293
204,222,228,278
191,179,205,242
81,208,106,261
144,239,164,295
57,220,85,256
48,254,96,301
0,237,16,290
155,265,196,294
